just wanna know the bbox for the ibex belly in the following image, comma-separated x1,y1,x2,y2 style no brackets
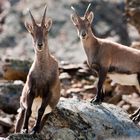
107,73,140,92
31,97,52,118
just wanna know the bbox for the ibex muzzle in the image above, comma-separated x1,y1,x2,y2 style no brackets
35,27,44,51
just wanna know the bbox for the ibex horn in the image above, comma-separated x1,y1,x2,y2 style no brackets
84,3,91,18
71,6,81,20
41,6,47,26
29,10,36,26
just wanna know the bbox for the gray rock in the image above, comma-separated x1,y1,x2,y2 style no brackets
40,98,140,140
0,81,23,114
51,128,76,140
1,98,140,140
6,133,45,140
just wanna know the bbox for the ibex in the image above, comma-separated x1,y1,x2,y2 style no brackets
15,6,60,134
71,4,140,123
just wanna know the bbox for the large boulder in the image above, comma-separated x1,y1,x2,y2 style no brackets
0,81,23,114
3,98,140,140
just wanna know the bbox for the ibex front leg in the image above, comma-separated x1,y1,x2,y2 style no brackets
31,93,51,134
22,90,35,133
15,106,25,133
91,67,107,104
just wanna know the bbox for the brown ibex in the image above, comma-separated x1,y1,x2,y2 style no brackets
15,6,60,134
71,4,140,123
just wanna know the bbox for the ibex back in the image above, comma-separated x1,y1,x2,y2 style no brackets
71,3,140,123
15,6,60,134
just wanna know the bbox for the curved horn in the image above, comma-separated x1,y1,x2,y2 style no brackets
41,6,47,26
29,10,36,26
84,3,91,18
71,6,81,20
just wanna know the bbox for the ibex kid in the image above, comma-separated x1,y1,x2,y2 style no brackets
15,7,60,134
71,4,140,123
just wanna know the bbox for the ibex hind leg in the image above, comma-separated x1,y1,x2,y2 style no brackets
137,73,140,93
91,67,107,105
39,113,50,132
15,107,25,133
130,108,140,124
91,88,104,105
130,73,140,123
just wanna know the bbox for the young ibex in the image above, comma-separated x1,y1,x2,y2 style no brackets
15,6,60,134
71,4,140,123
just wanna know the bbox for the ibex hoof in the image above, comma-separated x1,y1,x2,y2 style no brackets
21,129,28,134
30,127,39,135
90,98,102,105
30,130,36,135
130,115,140,124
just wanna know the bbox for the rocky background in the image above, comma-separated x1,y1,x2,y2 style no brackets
0,0,140,139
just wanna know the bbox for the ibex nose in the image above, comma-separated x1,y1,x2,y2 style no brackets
38,43,43,47
81,31,86,38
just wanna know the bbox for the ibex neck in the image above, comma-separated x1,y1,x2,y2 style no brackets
81,34,99,65
82,34,98,52
34,45,50,67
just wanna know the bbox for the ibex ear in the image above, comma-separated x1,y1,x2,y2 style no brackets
71,14,79,26
86,11,94,24
25,21,33,33
45,18,52,31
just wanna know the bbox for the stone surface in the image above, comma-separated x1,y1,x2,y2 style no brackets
6,133,45,140
0,59,31,82
0,80,23,114
1,98,140,140
126,0,140,34
41,98,140,140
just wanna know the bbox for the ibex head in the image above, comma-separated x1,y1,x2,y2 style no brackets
71,3,94,40
25,6,52,52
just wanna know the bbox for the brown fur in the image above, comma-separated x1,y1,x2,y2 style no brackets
15,7,60,134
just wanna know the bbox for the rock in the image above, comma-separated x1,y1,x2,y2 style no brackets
51,128,76,140
0,125,4,136
0,0,10,33
59,72,71,80
39,98,140,140
0,117,13,128
0,80,23,114
122,94,140,108
131,41,140,50
0,58,31,82
126,0,140,34
6,133,45,140
59,63,82,73
0,109,15,137
1,98,140,140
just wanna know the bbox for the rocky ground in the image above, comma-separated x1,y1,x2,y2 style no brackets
0,59,139,139
1,98,140,140
0,0,140,139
